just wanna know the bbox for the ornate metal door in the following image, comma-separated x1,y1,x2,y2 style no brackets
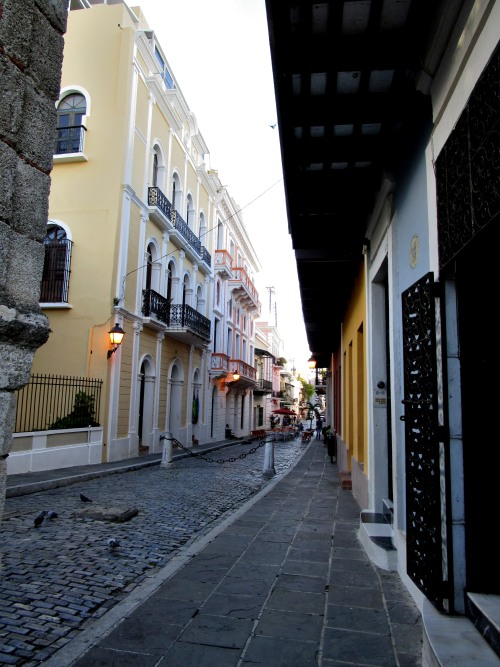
401,272,453,613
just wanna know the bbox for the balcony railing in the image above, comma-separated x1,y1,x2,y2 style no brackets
172,210,201,255
229,359,257,382
55,125,86,154
214,249,233,277
147,188,211,265
148,186,172,221
229,267,261,314
200,245,211,267
211,352,230,375
142,289,211,340
254,379,273,393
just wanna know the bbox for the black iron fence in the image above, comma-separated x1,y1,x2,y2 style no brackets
15,374,103,433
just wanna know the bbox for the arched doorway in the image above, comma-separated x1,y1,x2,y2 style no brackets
138,357,155,455
167,362,183,441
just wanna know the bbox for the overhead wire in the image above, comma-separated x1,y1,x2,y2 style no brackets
116,176,283,304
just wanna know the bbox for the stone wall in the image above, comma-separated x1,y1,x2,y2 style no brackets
0,0,68,522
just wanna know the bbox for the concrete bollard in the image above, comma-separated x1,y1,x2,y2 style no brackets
263,439,276,478
160,431,173,467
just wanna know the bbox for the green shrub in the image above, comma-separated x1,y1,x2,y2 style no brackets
49,391,100,429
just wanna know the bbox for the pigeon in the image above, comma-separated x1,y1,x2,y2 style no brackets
34,512,45,528
45,511,58,519
80,493,92,503
107,537,120,549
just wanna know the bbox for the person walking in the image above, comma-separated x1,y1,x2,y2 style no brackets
315,418,322,440
327,428,337,463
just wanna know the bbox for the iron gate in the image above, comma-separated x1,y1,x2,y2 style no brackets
401,272,453,612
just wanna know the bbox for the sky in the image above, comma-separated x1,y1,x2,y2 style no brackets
133,0,312,376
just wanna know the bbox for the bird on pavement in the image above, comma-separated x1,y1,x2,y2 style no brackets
80,493,92,503
34,512,46,528
45,511,58,519
107,537,120,549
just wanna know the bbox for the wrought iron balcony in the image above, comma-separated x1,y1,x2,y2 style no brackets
148,186,172,222
254,379,273,394
147,188,211,266
200,245,211,268
54,125,86,155
142,289,211,342
172,210,201,255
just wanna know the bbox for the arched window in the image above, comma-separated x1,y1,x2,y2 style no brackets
40,224,73,303
145,246,153,291
186,193,194,228
199,212,207,243
152,153,158,186
217,220,224,249
55,93,86,154
196,284,203,312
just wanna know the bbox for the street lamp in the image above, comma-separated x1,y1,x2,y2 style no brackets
221,369,240,388
107,323,125,359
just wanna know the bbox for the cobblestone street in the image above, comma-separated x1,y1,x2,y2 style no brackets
0,439,305,666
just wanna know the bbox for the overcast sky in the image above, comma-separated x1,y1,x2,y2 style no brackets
133,0,312,374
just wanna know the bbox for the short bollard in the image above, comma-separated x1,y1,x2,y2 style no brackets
263,439,275,478
160,431,173,467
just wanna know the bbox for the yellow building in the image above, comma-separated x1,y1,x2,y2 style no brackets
10,1,262,472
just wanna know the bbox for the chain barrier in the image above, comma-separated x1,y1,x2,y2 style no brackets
166,435,272,465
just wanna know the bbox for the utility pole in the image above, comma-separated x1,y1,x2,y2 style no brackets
266,286,275,313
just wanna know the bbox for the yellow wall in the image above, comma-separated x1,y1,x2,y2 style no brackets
341,259,367,473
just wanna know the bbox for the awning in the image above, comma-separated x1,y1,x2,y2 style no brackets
255,347,275,359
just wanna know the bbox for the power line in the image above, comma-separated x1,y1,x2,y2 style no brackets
117,177,283,303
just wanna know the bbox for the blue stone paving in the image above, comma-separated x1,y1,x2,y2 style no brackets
0,439,305,666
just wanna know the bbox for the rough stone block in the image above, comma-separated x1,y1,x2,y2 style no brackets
0,341,37,390
0,222,14,293
0,302,49,350
3,232,46,305
26,9,65,101
0,144,18,224
0,59,26,146
34,0,69,34
17,87,57,174
0,390,16,454
12,160,51,239
0,0,36,68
